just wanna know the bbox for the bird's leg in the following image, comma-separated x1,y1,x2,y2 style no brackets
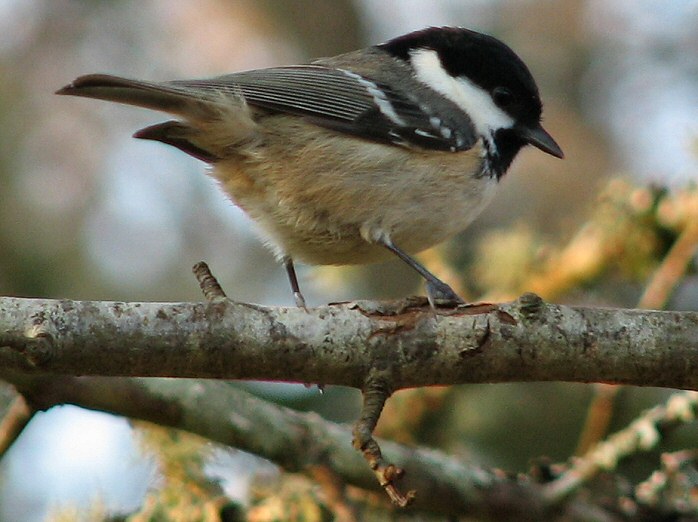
283,256,307,310
379,238,464,307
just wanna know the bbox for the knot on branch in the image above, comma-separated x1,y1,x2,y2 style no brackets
22,322,56,367
517,292,545,319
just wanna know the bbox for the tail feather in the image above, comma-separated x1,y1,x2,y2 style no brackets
56,74,212,118
134,121,220,163
57,74,258,162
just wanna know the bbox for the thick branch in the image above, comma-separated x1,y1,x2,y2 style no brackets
0,294,697,390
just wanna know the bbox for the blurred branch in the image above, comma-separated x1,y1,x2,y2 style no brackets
634,450,698,516
480,180,695,303
638,221,698,309
307,465,358,522
3,372,689,519
544,391,698,504
525,221,612,300
3,374,550,520
0,395,34,456
376,386,451,444
574,384,619,456
0,294,697,390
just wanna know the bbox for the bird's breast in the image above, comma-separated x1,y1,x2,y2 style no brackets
211,118,498,265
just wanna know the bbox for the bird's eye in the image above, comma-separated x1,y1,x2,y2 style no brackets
492,87,515,108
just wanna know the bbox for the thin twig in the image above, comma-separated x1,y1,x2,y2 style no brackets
574,384,619,456
544,390,698,504
352,369,415,507
192,261,227,301
634,449,698,515
638,222,698,310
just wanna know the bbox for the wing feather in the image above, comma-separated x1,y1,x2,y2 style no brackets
168,65,474,152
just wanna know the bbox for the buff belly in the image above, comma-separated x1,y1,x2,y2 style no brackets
210,117,497,265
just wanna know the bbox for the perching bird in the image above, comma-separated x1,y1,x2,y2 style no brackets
57,26,563,307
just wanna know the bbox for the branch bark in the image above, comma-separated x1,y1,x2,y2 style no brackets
0,294,696,390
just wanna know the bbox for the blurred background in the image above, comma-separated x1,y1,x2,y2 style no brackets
0,0,696,520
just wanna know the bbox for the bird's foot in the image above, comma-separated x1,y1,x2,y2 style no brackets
425,279,465,308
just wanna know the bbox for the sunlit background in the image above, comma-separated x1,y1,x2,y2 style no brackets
0,1,696,519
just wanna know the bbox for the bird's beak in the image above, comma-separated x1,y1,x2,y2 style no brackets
518,124,564,159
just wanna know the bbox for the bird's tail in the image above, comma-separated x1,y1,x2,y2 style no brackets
56,74,258,162
56,74,217,119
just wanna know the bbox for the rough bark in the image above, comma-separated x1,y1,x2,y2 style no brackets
0,294,696,391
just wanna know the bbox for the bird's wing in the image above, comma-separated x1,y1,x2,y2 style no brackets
169,65,476,152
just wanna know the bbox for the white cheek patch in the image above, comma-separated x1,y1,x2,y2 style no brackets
409,49,514,136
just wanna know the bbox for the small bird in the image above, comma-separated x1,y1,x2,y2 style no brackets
57,26,563,307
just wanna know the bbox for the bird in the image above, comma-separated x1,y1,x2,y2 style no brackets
57,26,563,308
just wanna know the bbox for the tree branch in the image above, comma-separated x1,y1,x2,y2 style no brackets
544,390,698,503
351,367,416,507
2,288,695,517
0,294,696,390
4,373,550,520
